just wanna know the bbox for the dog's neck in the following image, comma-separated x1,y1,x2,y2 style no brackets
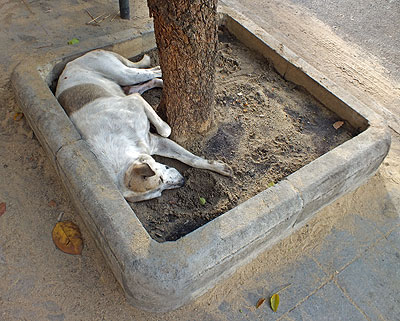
87,134,149,190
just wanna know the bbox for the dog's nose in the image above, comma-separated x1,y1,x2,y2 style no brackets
179,178,185,187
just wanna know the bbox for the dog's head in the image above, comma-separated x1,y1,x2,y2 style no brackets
122,155,185,202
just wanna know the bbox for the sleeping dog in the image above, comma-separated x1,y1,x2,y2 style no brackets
55,50,232,202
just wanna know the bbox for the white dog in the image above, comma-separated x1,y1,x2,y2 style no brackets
55,50,232,202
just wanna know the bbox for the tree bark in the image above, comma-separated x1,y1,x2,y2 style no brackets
147,0,218,145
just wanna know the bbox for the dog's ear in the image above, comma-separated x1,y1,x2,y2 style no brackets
124,163,157,192
132,163,155,177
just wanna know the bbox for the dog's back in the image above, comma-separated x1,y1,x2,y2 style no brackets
57,83,114,115
56,50,132,115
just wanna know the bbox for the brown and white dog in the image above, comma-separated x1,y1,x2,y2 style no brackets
55,50,232,202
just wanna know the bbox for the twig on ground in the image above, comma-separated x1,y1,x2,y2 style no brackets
86,13,106,25
85,9,101,26
97,13,113,23
271,283,292,295
111,11,120,22
85,8,95,20
33,44,54,49
21,0,34,14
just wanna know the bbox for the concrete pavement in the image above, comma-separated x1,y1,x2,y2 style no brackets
1,0,399,320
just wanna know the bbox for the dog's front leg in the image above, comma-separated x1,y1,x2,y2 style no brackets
150,134,233,176
129,94,171,137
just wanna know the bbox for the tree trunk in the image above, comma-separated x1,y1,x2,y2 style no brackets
147,0,218,146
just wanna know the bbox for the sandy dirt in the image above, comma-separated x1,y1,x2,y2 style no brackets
132,28,356,242
1,0,399,320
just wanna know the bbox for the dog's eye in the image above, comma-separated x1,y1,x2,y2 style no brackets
165,166,170,169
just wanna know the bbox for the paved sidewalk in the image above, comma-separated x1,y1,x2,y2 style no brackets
1,0,399,320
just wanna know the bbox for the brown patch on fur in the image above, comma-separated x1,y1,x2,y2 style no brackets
58,84,112,115
124,163,158,193
132,163,156,177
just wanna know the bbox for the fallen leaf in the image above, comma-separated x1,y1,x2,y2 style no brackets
270,293,280,312
67,38,80,45
333,120,344,130
0,202,6,217
267,181,275,188
199,197,206,206
52,221,83,255
13,112,24,121
256,298,266,309
48,200,57,208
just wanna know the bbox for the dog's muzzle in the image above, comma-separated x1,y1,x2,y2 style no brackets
178,177,185,187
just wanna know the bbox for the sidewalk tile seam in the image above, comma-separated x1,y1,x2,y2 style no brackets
334,235,400,321
279,273,335,319
305,233,397,321
278,314,296,321
383,225,400,252
310,226,393,278
333,278,371,321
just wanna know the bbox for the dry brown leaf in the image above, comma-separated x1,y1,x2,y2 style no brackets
48,200,57,208
52,221,83,255
333,120,344,130
256,298,266,309
13,112,24,121
0,202,6,217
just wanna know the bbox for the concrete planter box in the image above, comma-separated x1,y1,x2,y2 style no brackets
11,6,390,312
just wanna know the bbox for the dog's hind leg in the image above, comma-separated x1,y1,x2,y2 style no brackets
109,51,151,68
81,51,161,85
104,64,161,86
123,78,163,95
150,134,233,177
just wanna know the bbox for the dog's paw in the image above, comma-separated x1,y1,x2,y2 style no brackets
153,78,164,88
209,160,233,177
151,66,162,78
220,163,233,177
141,54,151,67
158,123,171,137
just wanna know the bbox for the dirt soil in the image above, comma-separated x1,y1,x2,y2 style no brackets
131,28,357,242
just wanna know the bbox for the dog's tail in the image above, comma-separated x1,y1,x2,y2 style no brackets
109,52,151,69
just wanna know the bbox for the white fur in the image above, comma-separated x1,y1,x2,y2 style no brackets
56,50,232,202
